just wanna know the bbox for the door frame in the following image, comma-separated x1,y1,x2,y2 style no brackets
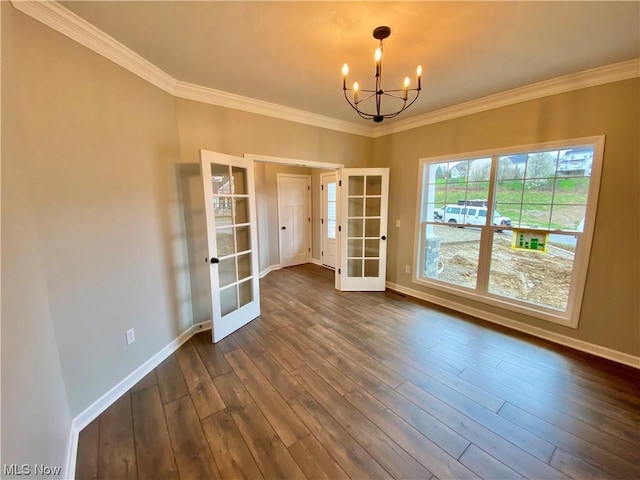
320,172,338,269
276,173,312,267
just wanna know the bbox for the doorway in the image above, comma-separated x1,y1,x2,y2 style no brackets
320,172,337,268
277,173,311,268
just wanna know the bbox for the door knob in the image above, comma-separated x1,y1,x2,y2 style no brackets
381,235,387,240
281,226,286,230
210,257,220,264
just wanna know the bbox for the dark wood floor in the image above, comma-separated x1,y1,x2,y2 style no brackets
76,264,640,480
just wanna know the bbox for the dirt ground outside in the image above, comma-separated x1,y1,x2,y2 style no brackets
429,226,575,311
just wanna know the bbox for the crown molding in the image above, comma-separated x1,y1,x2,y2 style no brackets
12,1,639,140
372,58,640,138
174,81,373,137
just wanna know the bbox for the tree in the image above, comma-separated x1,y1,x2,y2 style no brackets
525,152,555,188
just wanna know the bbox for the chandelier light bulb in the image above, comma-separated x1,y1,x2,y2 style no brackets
375,47,382,62
342,64,349,76
417,65,423,77
404,77,410,88
353,82,359,102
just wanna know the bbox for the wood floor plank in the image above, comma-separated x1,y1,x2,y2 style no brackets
294,366,437,480
459,444,526,480
98,392,137,480
499,402,640,479
397,381,570,480
550,447,614,480
131,386,179,480
155,354,188,405
163,395,221,479
404,372,557,462
344,387,469,475
213,371,306,479
459,364,640,446
75,417,99,480
191,331,233,379
225,348,309,447
130,370,157,393
289,391,393,480
175,340,225,419
201,409,264,480
288,435,350,480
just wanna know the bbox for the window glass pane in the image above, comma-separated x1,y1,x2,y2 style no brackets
349,176,364,196
213,197,232,226
348,218,363,237
364,218,380,237
554,177,590,205
236,226,250,252
237,252,252,281
366,197,381,217
348,197,364,217
524,152,558,179
364,259,379,277
488,233,575,311
468,158,491,181
234,198,248,224
216,227,234,256
422,224,480,289
232,167,247,195
348,239,363,257
238,280,253,308
218,257,236,288
348,259,362,277
558,147,594,177
520,204,552,229
365,176,382,195
551,206,586,231
327,182,337,202
497,155,525,180
220,285,237,316
522,180,554,204
327,220,336,239
364,239,379,257
211,164,231,194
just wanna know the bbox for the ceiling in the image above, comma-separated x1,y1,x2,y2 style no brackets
59,1,640,127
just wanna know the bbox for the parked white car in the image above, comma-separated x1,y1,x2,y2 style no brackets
436,204,511,229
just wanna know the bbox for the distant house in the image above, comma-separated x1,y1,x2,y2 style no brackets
449,162,468,179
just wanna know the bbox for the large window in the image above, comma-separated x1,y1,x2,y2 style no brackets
414,137,604,326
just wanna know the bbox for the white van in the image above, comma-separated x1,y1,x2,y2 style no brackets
435,204,511,228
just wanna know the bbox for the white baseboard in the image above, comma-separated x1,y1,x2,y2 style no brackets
386,281,640,370
64,320,212,478
260,264,281,278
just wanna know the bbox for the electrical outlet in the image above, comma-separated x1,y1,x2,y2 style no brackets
126,328,135,345
396,219,401,228
405,265,411,274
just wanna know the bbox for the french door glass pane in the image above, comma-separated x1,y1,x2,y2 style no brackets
349,176,364,195
232,166,247,194
238,280,253,307
216,228,234,256
218,257,237,288
236,226,251,252
220,286,237,316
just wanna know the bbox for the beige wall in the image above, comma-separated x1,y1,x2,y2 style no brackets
2,2,184,471
373,79,640,357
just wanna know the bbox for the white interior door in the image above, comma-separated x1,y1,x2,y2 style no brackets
200,150,260,342
278,174,311,267
321,173,337,268
337,168,390,291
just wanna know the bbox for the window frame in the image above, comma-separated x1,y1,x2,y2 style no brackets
412,135,605,328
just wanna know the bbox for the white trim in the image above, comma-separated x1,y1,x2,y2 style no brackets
311,258,323,267
260,264,282,278
246,153,344,170
371,59,640,138
386,281,640,370
12,1,639,139
64,320,211,478
175,82,372,137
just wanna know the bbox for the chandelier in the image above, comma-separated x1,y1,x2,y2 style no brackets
342,26,422,122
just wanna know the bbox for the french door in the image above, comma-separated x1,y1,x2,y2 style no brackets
200,150,260,342
337,168,390,291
